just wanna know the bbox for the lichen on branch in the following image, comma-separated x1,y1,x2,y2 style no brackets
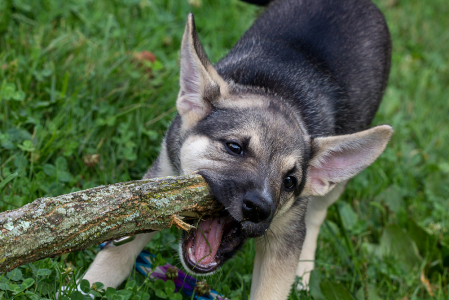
0,175,221,273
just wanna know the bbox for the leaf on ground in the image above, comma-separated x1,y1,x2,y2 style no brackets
170,293,183,300
363,242,382,258
106,287,117,299
18,140,35,152
0,82,16,100
356,285,382,300
79,279,90,293
11,90,26,101
116,289,132,300
43,164,56,177
320,281,356,300
165,280,176,295
8,283,21,293
309,270,325,300
375,185,405,214
92,282,104,291
136,291,151,300
21,278,35,290
55,156,68,171
439,162,449,174
69,291,84,300
36,268,52,276
407,219,438,258
379,224,422,270
156,289,168,299
125,280,137,293
7,268,22,281
58,170,72,182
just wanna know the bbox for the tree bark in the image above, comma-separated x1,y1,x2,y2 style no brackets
0,175,221,273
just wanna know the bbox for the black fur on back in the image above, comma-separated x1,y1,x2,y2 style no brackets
240,0,273,5
218,0,391,136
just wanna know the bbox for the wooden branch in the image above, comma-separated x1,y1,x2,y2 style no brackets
0,175,221,273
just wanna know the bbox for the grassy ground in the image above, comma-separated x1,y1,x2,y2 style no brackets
1,0,448,299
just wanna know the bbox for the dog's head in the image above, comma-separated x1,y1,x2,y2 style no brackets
172,14,392,274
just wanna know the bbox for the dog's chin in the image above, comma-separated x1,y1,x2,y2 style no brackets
180,214,246,275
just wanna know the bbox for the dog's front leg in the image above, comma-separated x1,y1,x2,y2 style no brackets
296,181,348,288
82,232,156,288
250,201,307,300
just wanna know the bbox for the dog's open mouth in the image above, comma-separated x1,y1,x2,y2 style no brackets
182,214,244,274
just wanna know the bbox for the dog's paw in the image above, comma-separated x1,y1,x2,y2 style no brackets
296,281,310,291
57,285,94,299
295,273,311,291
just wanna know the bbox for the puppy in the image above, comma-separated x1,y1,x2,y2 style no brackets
83,0,392,298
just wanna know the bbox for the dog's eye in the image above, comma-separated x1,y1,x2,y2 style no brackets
226,142,243,155
283,176,297,191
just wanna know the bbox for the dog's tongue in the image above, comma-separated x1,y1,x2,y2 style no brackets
192,218,225,266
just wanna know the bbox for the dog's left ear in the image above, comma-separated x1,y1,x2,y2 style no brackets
177,13,229,130
302,125,393,197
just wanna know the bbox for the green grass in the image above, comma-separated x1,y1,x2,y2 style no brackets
1,0,448,299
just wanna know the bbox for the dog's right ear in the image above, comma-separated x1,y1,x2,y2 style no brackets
177,13,229,131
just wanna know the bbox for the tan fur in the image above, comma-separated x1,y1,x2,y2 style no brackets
280,155,300,173
179,135,214,174
220,94,270,110
159,140,176,177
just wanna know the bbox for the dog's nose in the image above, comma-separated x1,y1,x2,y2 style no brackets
242,192,272,223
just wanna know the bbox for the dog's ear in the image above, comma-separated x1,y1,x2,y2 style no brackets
302,125,393,197
177,13,228,130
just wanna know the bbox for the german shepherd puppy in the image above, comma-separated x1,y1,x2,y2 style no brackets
83,0,392,298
